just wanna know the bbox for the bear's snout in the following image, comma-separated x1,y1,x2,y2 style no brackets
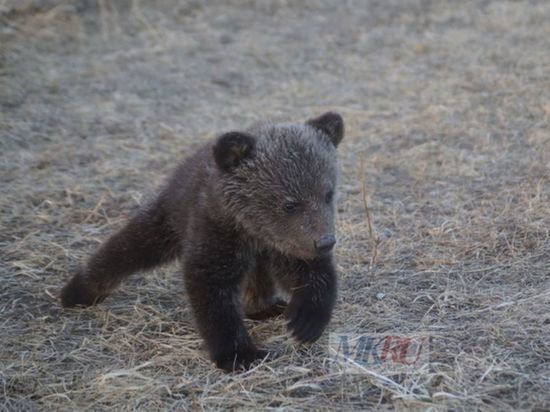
314,234,336,254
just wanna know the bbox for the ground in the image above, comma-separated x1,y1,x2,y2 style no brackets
1,0,549,410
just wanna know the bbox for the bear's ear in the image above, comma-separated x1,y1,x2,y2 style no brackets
213,131,256,172
306,112,344,147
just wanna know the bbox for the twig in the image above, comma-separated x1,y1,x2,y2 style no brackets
359,152,380,273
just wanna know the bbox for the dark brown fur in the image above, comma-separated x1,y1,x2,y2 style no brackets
61,112,344,372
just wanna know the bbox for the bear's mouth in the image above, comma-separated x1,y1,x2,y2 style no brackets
283,242,318,260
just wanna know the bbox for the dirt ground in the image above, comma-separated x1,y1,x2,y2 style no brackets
1,0,549,410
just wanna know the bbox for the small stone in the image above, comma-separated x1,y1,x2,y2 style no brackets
376,292,386,300
379,228,393,241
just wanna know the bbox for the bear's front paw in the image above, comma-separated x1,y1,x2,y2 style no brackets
214,347,270,373
285,289,332,343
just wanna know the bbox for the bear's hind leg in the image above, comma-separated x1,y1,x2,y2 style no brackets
61,199,179,307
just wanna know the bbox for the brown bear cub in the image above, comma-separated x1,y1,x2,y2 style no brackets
61,112,344,372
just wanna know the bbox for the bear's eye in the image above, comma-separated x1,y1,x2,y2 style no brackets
283,201,299,214
325,190,334,204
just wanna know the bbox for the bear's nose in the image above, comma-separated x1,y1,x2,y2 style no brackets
315,234,336,254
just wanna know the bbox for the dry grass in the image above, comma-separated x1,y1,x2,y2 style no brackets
1,0,549,410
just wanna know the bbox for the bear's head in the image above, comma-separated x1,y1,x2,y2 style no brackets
213,112,344,259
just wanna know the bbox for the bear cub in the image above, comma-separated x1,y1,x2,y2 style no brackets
61,112,344,372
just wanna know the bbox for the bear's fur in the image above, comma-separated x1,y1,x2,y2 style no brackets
61,112,344,371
